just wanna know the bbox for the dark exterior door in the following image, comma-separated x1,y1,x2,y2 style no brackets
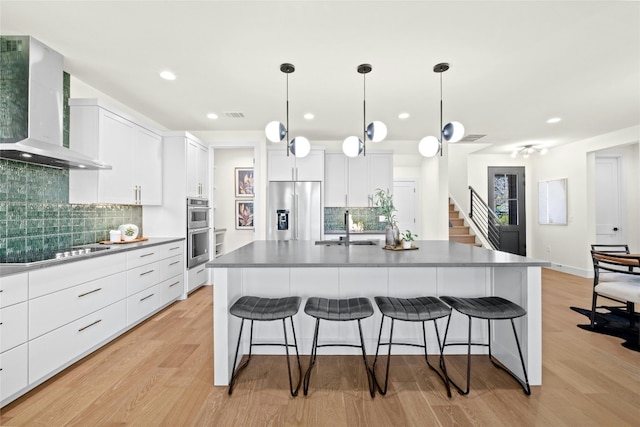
488,167,526,256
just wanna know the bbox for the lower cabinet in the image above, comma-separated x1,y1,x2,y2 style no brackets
0,344,28,402
187,264,208,294
29,300,127,383
1,240,185,408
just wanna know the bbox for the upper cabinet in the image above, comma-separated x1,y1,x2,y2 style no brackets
324,152,393,207
186,138,209,198
267,148,324,182
68,99,163,205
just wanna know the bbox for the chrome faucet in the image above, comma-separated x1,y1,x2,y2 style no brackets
344,210,350,246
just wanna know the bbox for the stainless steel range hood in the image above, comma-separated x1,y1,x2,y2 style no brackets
0,36,110,170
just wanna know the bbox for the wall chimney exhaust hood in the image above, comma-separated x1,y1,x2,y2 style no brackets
0,35,111,170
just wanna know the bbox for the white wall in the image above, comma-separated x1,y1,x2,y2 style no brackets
211,148,256,253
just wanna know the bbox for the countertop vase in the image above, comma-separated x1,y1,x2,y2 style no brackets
385,223,399,246
119,224,139,241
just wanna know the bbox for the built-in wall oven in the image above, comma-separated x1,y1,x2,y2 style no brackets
187,197,211,268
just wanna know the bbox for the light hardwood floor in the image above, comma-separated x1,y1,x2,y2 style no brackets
2,269,639,426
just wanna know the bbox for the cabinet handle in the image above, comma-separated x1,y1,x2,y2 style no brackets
138,186,142,204
169,261,180,266
169,281,180,287
139,269,155,276
78,319,102,332
196,268,205,275
140,293,154,302
78,288,102,298
140,252,155,258
134,186,138,202
169,246,180,251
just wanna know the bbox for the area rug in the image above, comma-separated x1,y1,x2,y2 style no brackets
570,306,640,352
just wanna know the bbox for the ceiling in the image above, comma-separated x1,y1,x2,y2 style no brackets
2,1,639,155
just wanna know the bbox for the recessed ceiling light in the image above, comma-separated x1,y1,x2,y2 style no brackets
546,117,561,124
304,113,314,120
78,164,86,168
159,70,176,81
20,153,33,158
206,113,218,120
398,112,410,119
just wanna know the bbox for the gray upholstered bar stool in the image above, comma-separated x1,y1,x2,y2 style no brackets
228,295,302,396
440,296,531,395
372,296,452,397
303,297,375,397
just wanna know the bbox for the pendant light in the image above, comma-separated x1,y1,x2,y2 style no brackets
264,63,310,158
418,62,465,158
343,64,387,157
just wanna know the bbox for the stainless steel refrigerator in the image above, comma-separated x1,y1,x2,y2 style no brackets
267,181,321,241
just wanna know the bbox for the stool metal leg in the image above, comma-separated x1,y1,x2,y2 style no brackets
372,315,394,395
356,319,375,398
282,316,303,397
303,318,321,395
228,319,255,395
442,314,473,395
487,319,531,395
424,319,452,398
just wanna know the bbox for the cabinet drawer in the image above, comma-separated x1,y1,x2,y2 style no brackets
0,273,28,308
0,343,28,403
188,265,208,293
127,262,160,296
0,302,28,353
127,284,162,326
126,247,162,269
29,253,126,298
29,300,126,384
29,272,126,339
159,255,183,282
158,241,184,259
161,275,183,304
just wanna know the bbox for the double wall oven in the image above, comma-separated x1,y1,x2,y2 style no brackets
187,197,211,268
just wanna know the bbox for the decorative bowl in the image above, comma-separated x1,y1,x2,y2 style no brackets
118,224,139,241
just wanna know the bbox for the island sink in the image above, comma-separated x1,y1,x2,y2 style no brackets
314,240,378,246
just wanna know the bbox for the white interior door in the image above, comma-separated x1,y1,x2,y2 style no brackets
393,180,419,237
595,156,625,244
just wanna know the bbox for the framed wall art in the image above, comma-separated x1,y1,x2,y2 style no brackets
235,167,254,197
236,200,254,229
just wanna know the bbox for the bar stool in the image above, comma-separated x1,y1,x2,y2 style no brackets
440,296,531,395
303,297,375,397
228,295,302,396
372,296,452,397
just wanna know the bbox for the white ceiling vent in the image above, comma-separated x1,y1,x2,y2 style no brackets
224,112,245,118
459,134,486,142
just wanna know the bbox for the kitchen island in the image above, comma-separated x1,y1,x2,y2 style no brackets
207,240,549,387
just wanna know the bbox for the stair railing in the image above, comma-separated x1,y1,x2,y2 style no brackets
468,186,501,250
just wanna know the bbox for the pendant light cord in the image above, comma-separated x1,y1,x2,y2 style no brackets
439,72,443,156
363,72,367,156
286,72,290,156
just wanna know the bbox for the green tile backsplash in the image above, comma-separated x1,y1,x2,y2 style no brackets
324,207,386,233
0,159,142,261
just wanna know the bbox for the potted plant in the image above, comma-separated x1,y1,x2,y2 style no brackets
400,230,417,249
371,188,399,246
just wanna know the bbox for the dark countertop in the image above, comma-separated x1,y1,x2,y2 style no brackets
207,240,550,268
0,237,185,278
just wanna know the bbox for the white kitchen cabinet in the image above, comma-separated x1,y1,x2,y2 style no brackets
267,148,324,181
0,302,28,353
187,263,208,294
29,300,127,383
324,153,348,207
68,99,163,205
125,242,185,326
0,343,28,402
187,138,209,198
0,273,28,309
1,240,185,408
324,152,393,207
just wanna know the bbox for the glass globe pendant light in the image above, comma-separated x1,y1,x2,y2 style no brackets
343,64,387,157
418,62,465,158
264,63,310,158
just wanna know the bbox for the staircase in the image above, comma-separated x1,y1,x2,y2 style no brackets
449,201,481,247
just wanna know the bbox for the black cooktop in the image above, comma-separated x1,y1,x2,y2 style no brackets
0,246,109,264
